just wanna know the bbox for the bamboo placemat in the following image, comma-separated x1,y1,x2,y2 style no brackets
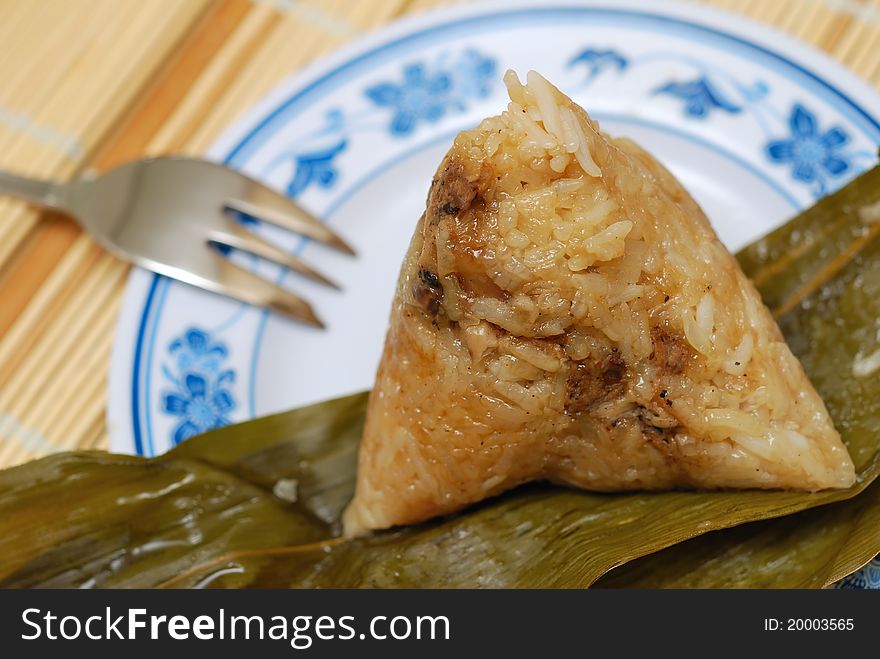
0,0,878,468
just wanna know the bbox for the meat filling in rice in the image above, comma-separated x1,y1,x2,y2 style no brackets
342,70,856,537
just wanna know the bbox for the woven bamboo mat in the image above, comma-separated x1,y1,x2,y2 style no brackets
0,0,878,469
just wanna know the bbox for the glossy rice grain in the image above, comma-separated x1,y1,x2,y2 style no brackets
342,71,856,537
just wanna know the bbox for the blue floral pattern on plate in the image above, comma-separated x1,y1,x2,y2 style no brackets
568,48,628,83
160,328,236,444
287,138,347,198
365,48,496,136
653,77,741,118
765,104,853,195
568,44,876,197
365,63,453,135
257,48,498,200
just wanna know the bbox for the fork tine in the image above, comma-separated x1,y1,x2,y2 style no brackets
207,224,341,290
225,185,355,255
202,253,325,328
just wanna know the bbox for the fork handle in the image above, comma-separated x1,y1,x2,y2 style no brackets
0,169,65,210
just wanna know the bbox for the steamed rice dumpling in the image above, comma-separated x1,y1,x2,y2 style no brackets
342,71,856,537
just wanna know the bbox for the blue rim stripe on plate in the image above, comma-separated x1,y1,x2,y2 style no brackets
129,5,880,455
131,277,159,456
131,275,168,457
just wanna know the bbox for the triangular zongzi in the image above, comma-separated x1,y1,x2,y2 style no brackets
343,71,856,537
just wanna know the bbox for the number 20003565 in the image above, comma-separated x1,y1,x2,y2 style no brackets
764,619,854,631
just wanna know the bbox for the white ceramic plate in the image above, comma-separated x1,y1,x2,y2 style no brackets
107,0,880,587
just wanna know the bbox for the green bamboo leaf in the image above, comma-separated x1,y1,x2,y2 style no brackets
0,167,878,589
595,474,880,588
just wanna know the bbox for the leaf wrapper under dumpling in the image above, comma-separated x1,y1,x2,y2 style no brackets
0,166,879,589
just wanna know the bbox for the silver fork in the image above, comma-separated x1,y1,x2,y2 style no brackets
0,156,355,328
